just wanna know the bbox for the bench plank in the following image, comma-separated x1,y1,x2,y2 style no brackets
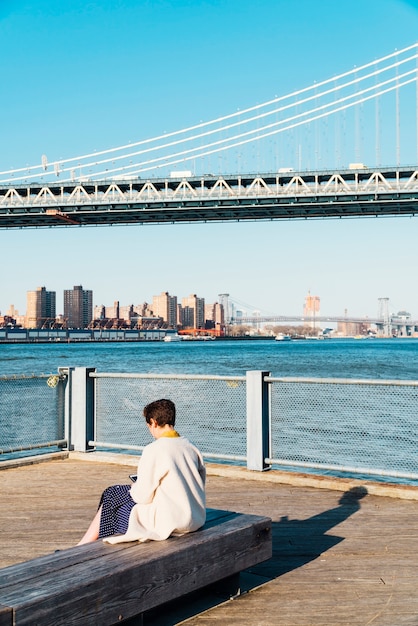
0,604,12,626
0,509,236,587
0,510,271,626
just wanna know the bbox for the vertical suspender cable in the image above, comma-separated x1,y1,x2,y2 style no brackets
315,85,319,169
355,71,361,163
375,70,380,167
416,50,418,165
396,55,401,166
334,79,341,168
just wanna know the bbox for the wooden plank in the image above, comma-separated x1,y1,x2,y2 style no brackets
0,513,271,625
5,514,271,607
0,509,235,587
2,458,418,625
0,604,11,626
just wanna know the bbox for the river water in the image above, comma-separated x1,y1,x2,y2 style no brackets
1,337,417,485
1,337,418,379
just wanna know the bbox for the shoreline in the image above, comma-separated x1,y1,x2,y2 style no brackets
0,336,274,344
1,333,415,345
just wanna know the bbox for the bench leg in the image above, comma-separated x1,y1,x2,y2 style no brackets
210,572,241,599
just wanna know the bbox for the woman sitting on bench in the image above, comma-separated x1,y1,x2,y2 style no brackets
78,398,206,545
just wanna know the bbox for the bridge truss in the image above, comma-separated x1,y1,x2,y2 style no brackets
1,166,418,228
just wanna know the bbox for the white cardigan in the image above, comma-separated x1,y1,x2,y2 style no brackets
104,436,206,543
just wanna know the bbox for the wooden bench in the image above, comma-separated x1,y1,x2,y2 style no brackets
0,509,272,625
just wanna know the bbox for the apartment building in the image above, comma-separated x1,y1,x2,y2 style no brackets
64,285,93,329
152,292,178,327
181,294,205,328
205,302,224,328
26,286,56,328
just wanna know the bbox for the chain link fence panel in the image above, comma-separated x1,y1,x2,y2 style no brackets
0,375,66,455
269,377,418,481
92,374,247,461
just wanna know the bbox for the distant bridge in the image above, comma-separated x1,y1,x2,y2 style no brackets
1,166,418,228
230,314,418,329
231,315,378,324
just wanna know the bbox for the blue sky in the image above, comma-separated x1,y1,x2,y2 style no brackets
1,0,418,319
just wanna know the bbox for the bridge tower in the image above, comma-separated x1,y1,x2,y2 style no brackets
218,293,230,326
378,297,391,336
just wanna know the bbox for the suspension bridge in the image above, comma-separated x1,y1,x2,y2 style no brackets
221,296,418,336
1,44,418,228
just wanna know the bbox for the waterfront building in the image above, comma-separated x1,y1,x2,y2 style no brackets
105,301,120,319
181,294,205,329
152,292,178,327
337,320,368,337
132,315,164,329
303,291,320,329
25,286,56,328
93,302,155,328
0,314,15,327
5,305,19,318
391,310,415,337
64,285,93,329
2,305,25,328
93,305,105,320
133,303,153,317
130,304,156,327
118,304,132,321
205,302,224,329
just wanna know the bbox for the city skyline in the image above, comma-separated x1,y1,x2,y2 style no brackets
1,283,411,323
2,1,418,319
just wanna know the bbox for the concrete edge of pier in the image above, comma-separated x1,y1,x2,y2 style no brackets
1,450,416,501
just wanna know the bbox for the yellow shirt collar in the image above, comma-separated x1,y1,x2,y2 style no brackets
160,430,180,438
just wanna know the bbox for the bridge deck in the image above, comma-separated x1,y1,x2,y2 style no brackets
1,167,418,228
0,454,417,625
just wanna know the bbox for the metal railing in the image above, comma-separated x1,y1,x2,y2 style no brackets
90,372,247,463
267,376,418,482
1,368,417,485
0,374,67,456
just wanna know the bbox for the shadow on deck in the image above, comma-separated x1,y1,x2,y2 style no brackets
140,487,368,626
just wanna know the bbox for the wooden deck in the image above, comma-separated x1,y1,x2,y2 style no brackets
1,453,417,625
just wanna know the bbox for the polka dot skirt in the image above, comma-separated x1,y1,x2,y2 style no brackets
98,484,136,539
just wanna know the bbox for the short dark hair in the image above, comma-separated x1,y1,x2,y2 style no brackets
143,399,176,427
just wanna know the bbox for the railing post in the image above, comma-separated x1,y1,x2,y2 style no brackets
70,367,96,452
246,370,271,471
58,367,71,450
